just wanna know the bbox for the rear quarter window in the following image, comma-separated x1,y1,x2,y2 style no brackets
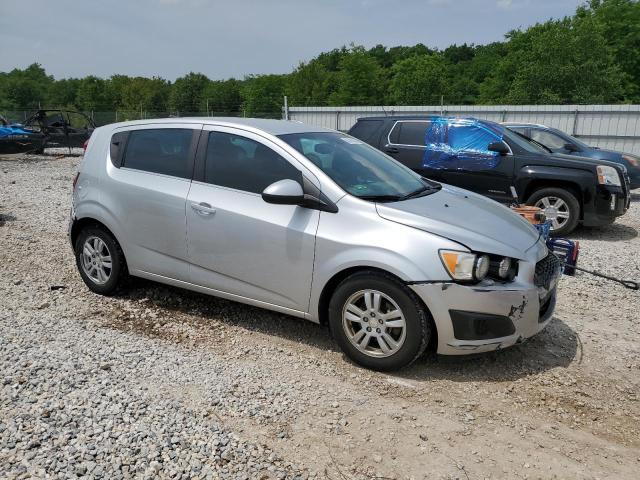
121,128,194,179
348,120,383,145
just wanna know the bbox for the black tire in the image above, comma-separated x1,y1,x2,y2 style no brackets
328,271,431,371
74,225,128,296
527,187,580,236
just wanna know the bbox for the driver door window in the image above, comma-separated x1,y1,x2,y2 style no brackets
204,131,301,193
529,129,567,151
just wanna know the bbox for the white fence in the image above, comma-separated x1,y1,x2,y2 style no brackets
286,105,640,155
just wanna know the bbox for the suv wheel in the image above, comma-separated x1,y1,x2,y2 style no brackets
75,225,128,295
527,187,580,236
329,271,431,371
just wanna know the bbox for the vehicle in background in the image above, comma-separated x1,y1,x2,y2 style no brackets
504,122,640,190
0,114,46,155
70,117,559,371
347,116,631,236
24,109,95,152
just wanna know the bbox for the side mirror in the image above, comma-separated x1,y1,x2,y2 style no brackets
487,141,510,156
564,143,579,153
261,179,304,205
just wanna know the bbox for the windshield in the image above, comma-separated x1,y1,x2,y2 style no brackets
501,126,551,154
550,128,591,149
279,132,438,201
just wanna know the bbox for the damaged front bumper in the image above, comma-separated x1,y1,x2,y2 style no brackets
410,277,557,356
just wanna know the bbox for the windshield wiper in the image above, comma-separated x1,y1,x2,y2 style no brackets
358,194,403,202
400,184,442,200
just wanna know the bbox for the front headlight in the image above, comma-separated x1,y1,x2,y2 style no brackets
439,250,489,282
596,165,621,186
622,154,639,167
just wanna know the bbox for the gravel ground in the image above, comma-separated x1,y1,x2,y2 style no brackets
1,153,639,479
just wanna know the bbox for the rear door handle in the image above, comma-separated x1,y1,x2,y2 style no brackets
190,202,216,216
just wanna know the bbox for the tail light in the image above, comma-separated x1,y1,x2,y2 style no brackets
83,139,89,153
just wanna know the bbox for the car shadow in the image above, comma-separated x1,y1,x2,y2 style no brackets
116,279,578,382
570,222,637,242
400,316,579,382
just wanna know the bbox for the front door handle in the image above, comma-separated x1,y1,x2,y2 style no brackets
191,202,216,216
385,147,400,154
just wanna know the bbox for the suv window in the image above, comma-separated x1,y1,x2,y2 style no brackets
448,123,500,154
530,128,567,150
122,128,193,178
349,120,383,144
204,131,301,194
392,121,431,146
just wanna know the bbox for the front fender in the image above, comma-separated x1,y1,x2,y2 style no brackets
515,165,594,202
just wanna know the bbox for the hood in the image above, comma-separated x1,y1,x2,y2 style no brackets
577,147,623,161
376,184,541,260
545,152,627,173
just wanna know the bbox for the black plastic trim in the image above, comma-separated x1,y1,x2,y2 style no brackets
450,310,516,341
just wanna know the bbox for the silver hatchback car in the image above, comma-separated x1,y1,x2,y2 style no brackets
70,118,560,371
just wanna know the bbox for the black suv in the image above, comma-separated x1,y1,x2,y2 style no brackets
348,116,631,235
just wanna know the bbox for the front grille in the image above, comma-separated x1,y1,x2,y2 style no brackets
535,253,561,290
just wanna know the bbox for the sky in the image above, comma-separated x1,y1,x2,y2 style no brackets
0,0,585,81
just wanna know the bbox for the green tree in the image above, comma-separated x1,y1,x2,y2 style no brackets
241,75,286,118
286,60,335,106
46,78,81,109
0,63,52,109
328,46,385,105
201,79,242,115
479,18,630,104
577,0,640,100
169,72,209,113
75,76,114,111
389,54,448,105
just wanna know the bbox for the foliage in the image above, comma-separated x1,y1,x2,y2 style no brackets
389,54,448,105
1,0,639,116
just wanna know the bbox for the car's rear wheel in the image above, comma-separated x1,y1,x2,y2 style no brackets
527,187,580,236
75,225,128,295
329,271,431,371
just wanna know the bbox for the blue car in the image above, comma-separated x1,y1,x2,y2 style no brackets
504,123,640,190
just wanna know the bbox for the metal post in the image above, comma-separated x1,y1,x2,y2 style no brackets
440,95,444,116
115,111,118,123
572,109,579,136
206,99,209,117
336,110,340,131
283,96,289,120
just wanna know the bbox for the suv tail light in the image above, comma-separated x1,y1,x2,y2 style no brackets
83,139,89,153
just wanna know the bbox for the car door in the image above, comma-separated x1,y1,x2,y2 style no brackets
105,124,200,281
186,126,320,313
440,121,515,203
382,120,448,181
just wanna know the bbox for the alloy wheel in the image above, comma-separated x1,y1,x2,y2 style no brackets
342,289,407,358
535,196,570,230
81,236,112,285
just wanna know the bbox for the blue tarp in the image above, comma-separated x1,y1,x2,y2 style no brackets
0,123,34,139
423,117,505,171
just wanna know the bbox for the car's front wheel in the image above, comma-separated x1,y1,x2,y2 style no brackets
329,271,431,371
527,187,580,236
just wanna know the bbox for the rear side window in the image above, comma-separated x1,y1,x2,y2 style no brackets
392,121,431,146
122,129,193,179
349,120,383,144
204,131,301,194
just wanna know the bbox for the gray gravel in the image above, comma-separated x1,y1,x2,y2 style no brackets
1,154,639,479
